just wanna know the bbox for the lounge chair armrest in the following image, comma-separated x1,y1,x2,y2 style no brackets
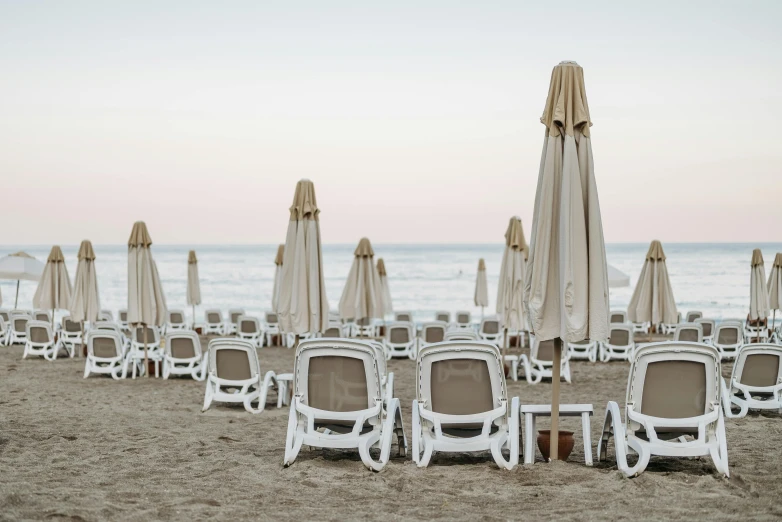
627,405,718,444
732,380,782,399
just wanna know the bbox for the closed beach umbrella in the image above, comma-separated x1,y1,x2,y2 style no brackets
497,217,527,339
128,221,167,375
33,246,73,326
524,61,609,460
607,264,630,288
339,238,384,325
272,244,284,311
187,250,201,328
627,240,678,326
0,251,45,307
277,179,329,337
70,240,100,324
377,258,393,317
750,249,769,330
768,253,782,331
474,258,489,316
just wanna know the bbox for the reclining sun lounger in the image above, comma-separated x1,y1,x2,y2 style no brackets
722,343,782,418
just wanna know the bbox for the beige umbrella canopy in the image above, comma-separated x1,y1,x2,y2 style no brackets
339,238,384,322
750,249,769,321
627,240,678,326
70,240,101,324
497,217,527,334
277,180,329,335
377,258,393,317
272,244,284,311
474,258,489,313
0,251,45,307
768,253,782,332
187,250,201,327
524,61,609,460
33,246,73,324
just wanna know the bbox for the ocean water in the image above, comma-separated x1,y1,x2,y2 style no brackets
1,243,781,324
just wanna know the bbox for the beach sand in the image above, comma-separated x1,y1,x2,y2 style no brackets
2,337,781,521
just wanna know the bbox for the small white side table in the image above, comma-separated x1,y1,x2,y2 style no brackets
520,404,593,465
276,373,294,408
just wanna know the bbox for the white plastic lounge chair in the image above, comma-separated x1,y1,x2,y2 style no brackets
444,329,479,341
24,321,68,360
598,342,729,478
367,340,393,404
0,317,7,346
283,338,407,471
673,323,703,343
599,324,636,363
227,308,245,335
419,321,447,351
478,317,503,346
722,343,782,418
412,341,519,470
7,312,31,345
610,310,628,324
661,312,682,335
632,321,650,335
202,338,278,414
100,309,114,322
454,311,471,329
519,337,572,384
236,315,263,347
322,322,344,338
568,339,599,362
264,312,282,347
695,318,717,344
384,322,416,359
394,311,413,323
127,325,162,378
163,330,207,380
166,309,188,331
713,321,744,360
60,317,84,354
33,310,50,323
685,311,703,323
435,311,450,323
204,309,224,335
350,317,377,338
83,330,128,379
744,318,770,344
0,309,9,325
118,309,128,329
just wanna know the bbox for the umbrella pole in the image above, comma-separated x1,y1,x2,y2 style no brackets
192,304,196,330
80,322,84,358
14,280,19,308
502,327,508,358
142,323,150,378
550,338,562,461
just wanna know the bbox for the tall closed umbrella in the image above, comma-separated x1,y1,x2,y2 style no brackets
627,240,678,327
339,238,384,328
0,251,45,307
474,258,489,318
768,253,782,333
497,217,527,354
272,244,284,312
377,258,393,318
187,250,201,328
277,179,329,338
33,246,73,326
524,61,609,460
127,221,167,376
750,249,770,342
70,240,100,354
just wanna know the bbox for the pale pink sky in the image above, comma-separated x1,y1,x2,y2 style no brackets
1,2,781,245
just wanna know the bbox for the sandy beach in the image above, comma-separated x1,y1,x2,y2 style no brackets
1,337,780,521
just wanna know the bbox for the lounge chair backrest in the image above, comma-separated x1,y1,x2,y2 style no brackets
533,338,560,362
395,312,412,322
436,312,450,323
421,322,446,343
239,316,259,334
100,309,114,320
206,310,222,324
88,330,122,358
166,331,201,359
27,321,52,343
294,339,382,416
388,324,412,344
674,323,703,343
481,319,500,335
686,311,703,323
34,311,49,322
417,342,505,417
609,326,632,346
694,318,715,337
733,344,782,388
63,317,82,332
265,312,279,324
323,326,341,338
208,339,259,382
610,310,627,324
0,311,8,322
134,326,158,344
367,341,388,381
229,310,244,324
716,324,741,345
356,317,371,327
169,311,185,324
0,317,5,333
119,310,128,322
444,330,478,341
627,342,720,432
456,311,470,324
95,321,121,335
13,316,30,333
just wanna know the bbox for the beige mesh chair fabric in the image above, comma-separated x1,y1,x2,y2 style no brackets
694,318,716,341
419,321,447,350
70,240,100,325
497,216,527,333
627,241,678,326
598,342,728,478
674,323,703,343
385,322,417,359
83,330,127,379
204,309,224,335
713,322,744,360
685,311,703,323
455,311,471,327
166,309,188,331
413,341,519,469
203,338,278,413
722,343,782,418
163,330,206,380
237,316,263,347
284,338,407,471
33,311,50,322
395,311,412,322
435,311,450,323
610,310,628,324
478,318,502,345
33,245,73,316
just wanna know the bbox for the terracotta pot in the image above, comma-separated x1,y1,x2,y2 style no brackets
82,344,88,357
147,360,157,376
537,430,575,461
195,326,203,335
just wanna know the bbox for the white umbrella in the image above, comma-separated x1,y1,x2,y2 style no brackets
497,217,527,353
277,179,329,338
127,221,167,376
768,253,782,331
377,258,393,318
0,251,45,307
607,264,630,288
272,244,284,312
524,61,609,460
33,246,73,326
628,241,678,327
339,238,384,325
187,250,201,328
750,249,769,342
474,258,489,317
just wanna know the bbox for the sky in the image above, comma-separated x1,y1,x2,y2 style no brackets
1,1,781,245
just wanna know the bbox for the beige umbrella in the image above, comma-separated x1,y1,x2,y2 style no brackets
0,251,45,307
524,61,609,460
768,253,782,332
127,221,167,376
277,179,329,338
474,258,489,318
70,240,100,354
498,217,527,349
750,249,770,342
33,246,73,327
377,258,393,318
627,240,678,327
187,250,201,328
339,238,384,328
272,244,284,312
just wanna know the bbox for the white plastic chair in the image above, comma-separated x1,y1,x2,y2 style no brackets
203,309,224,335
713,321,744,360
23,321,68,360
7,312,31,346
478,317,503,346
227,308,245,335
609,310,628,324
454,311,472,329
236,315,263,347
166,309,188,331
83,330,128,379
568,339,599,362
673,323,703,343
660,312,682,335
163,330,207,380
384,322,416,359
722,343,782,418
599,324,636,363
127,325,162,378
434,311,450,324
264,312,282,347
394,311,413,323
444,329,479,341
60,317,84,354
519,336,571,383
695,318,717,344
685,310,703,323
418,321,447,351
